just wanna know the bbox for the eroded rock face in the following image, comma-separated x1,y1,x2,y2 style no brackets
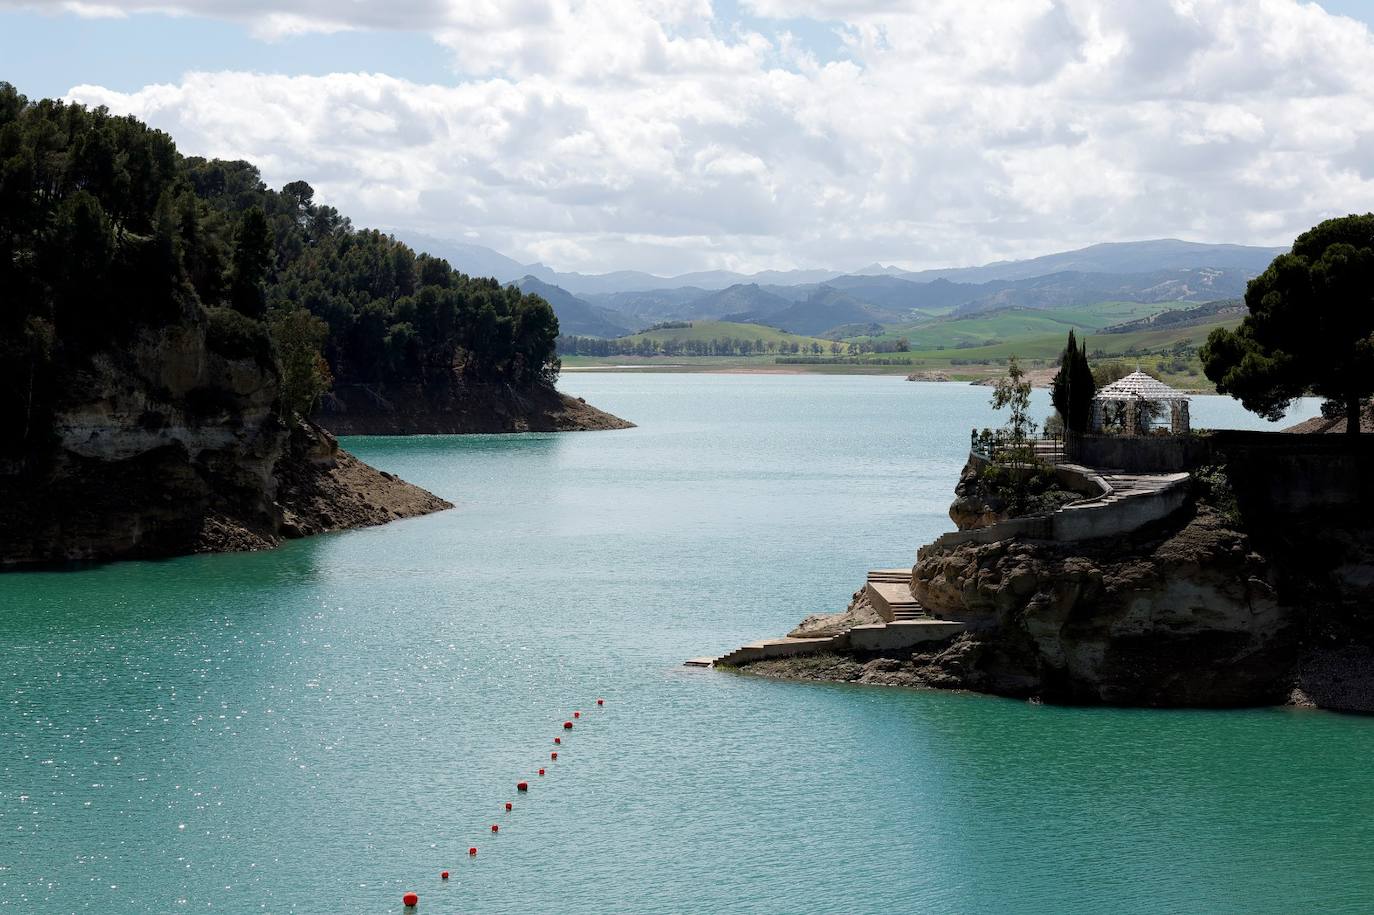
948,461,1010,530
912,509,1295,706
0,315,449,566
755,450,1374,710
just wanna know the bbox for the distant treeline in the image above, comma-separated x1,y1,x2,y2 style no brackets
636,320,692,332
846,337,911,354
776,356,917,366
558,336,841,357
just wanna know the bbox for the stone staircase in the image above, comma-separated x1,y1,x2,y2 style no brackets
685,568,964,668
1099,472,1182,500
864,568,925,621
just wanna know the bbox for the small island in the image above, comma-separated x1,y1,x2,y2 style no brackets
692,216,1374,712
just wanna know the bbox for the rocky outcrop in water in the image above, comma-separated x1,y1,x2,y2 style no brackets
910,507,1293,705
746,443,1374,712
0,316,450,567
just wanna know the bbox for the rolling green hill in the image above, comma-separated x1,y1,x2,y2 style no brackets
620,320,838,348
890,314,1242,387
871,301,1196,350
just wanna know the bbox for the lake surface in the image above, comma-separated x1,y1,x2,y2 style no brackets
2,375,1370,914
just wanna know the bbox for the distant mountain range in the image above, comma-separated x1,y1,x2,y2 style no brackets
390,235,1284,339
513,276,635,338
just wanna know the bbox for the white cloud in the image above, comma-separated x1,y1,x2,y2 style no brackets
50,0,1374,273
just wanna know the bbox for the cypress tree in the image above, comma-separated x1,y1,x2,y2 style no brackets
1051,330,1096,433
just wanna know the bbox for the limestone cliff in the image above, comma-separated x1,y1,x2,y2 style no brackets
908,507,1294,705
749,444,1374,712
0,313,450,567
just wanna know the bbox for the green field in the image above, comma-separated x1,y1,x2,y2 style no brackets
902,314,1239,386
617,320,838,349
563,309,1243,389
874,301,1196,350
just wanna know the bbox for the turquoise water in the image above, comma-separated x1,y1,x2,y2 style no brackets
2,374,1370,914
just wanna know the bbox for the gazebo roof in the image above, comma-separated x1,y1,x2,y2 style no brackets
1093,370,1190,402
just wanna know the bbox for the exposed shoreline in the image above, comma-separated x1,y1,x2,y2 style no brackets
0,422,451,568
316,382,634,435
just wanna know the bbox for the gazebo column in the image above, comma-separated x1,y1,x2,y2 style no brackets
1177,400,1190,433
1123,400,1137,437
1090,400,1104,433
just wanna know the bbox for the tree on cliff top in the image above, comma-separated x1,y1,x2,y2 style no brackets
1050,330,1096,434
1201,214,1374,434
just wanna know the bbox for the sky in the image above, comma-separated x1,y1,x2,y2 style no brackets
2,1,1373,276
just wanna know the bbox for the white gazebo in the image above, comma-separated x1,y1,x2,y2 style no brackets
1090,371,1191,436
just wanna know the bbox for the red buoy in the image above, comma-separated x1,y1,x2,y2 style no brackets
469,846,477,856
517,781,528,791
563,721,573,729
504,802,512,811
551,751,558,760
573,711,581,718
597,698,604,706
554,737,561,745
403,891,419,907
538,768,545,775
440,871,449,880
491,824,499,833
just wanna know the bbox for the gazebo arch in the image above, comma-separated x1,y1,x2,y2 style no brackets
1090,371,1191,436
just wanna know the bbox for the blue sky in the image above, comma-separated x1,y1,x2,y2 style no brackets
3,1,1372,274
0,1,854,98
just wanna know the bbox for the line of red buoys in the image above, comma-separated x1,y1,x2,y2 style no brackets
410,699,606,910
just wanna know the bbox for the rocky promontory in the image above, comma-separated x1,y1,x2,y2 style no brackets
0,314,450,568
741,438,1374,712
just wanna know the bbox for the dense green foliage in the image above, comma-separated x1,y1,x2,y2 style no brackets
0,84,560,460
1050,330,1096,433
974,463,1081,518
1202,214,1374,434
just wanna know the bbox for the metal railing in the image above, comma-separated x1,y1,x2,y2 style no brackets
970,429,1066,466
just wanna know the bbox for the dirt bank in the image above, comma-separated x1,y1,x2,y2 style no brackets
316,382,633,434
